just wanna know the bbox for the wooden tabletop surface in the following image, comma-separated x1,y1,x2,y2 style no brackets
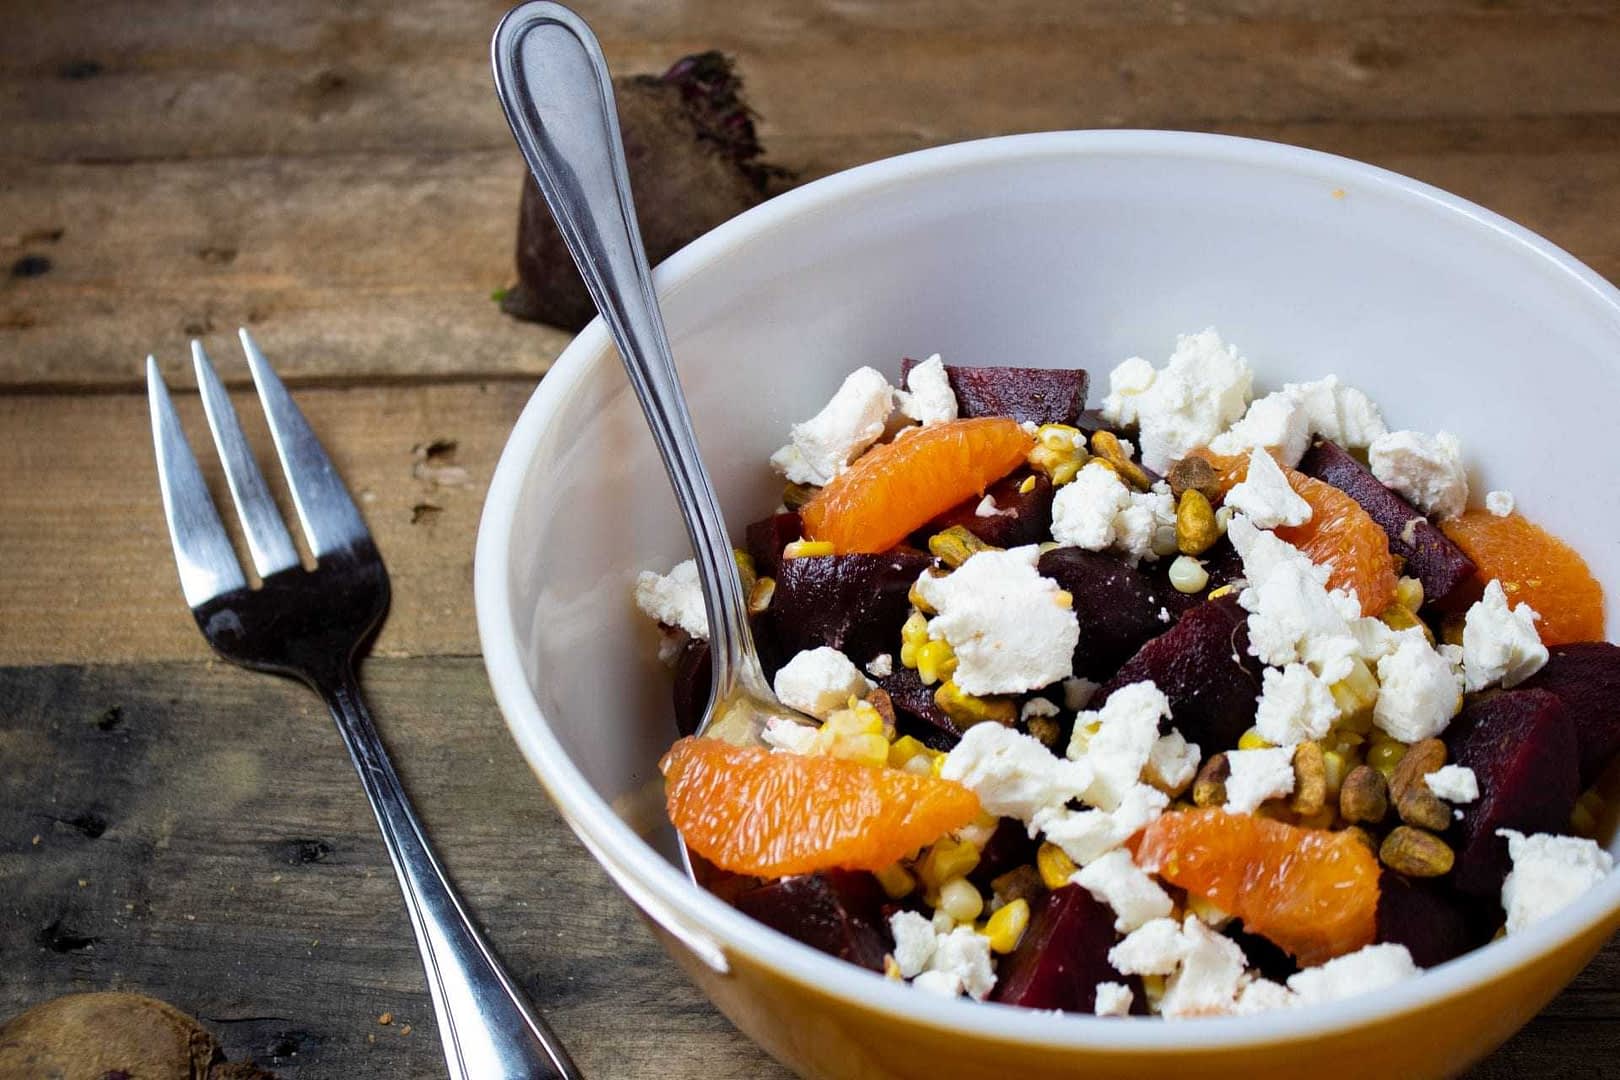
3,2,1618,1076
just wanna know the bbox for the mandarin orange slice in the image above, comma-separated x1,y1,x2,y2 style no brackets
660,736,981,877
1188,448,1397,615
800,417,1034,554
1440,510,1605,646
1133,807,1380,966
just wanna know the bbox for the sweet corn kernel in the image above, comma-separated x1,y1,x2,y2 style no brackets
889,735,929,769
1053,589,1074,609
1214,505,1235,533
1330,658,1380,728
920,837,982,890
883,955,903,980
984,897,1030,954
874,863,917,900
1184,893,1231,928
1237,727,1274,751
747,576,776,614
782,539,834,559
934,680,1018,727
1367,736,1408,779
1018,475,1038,495
899,611,930,668
915,639,958,686
834,733,891,768
1207,583,1236,600
1168,555,1209,594
1037,842,1078,890
937,877,984,923
1323,749,1352,801
1379,603,1434,642
1394,576,1425,612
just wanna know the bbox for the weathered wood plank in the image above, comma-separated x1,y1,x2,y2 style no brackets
0,659,1614,1076
0,383,531,666
0,658,790,1078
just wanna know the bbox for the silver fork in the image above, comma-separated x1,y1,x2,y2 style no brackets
146,329,580,1080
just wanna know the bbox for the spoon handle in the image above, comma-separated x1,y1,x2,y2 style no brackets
492,1,764,701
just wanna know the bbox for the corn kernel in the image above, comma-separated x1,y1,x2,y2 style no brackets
1037,842,1077,890
889,735,929,769
937,877,984,923
920,837,982,890
1394,576,1425,612
1237,727,1274,751
1207,583,1236,600
837,733,891,768
929,525,998,569
1214,505,1235,533
747,576,776,614
1367,736,1408,779
1184,892,1231,928
782,539,834,559
1018,475,1037,495
934,680,1018,727
1168,555,1209,594
1053,589,1074,609
1323,749,1352,801
899,611,929,668
1330,658,1380,728
1379,603,1434,643
915,639,958,686
883,955,903,980
984,897,1030,954
874,863,917,900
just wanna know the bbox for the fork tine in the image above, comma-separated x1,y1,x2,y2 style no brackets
146,355,248,606
192,341,302,578
237,328,371,557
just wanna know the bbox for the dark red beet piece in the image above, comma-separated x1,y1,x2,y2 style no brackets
925,472,1054,549
770,552,932,664
1225,922,1298,983
900,358,1088,426
733,870,892,972
1038,548,1182,681
1445,689,1580,896
670,612,782,736
968,818,1041,893
876,666,963,750
1298,439,1476,609
1520,642,1620,787
1097,594,1261,753
1374,871,1484,968
745,511,802,581
990,885,1128,1013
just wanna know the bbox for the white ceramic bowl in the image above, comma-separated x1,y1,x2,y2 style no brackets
476,131,1620,1079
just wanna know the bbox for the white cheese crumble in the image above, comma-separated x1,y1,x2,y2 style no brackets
940,722,1092,829
889,910,938,978
915,546,1080,695
1222,746,1297,813
1425,764,1479,803
911,970,965,997
896,354,958,426
1099,329,1254,472
1050,463,1176,566
761,717,820,755
865,653,894,679
772,646,870,720
1486,490,1516,517
1063,677,1101,711
770,366,895,485
929,926,997,1000
1461,579,1548,691
1499,829,1615,934
974,495,1005,517
1286,375,1388,450
1373,635,1464,743
1042,783,1169,866
1144,730,1201,794
1073,848,1174,933
1161,917,1249,1019
1240,557,1363,684
1068,681,1172,810
1225,447,1312,529
634,558,708,639
1233,978,1298,1015
1286,944,1418,1004
1209,390,1312,467
1254,663,1339,746
1108,917,1186,977
1093,981,1135,1017
1209,376,1387,466
1368,429,1469,520
1227,514,1328,593
1021,696,1060,723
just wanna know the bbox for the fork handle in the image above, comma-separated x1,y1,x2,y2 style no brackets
320,667,582,1080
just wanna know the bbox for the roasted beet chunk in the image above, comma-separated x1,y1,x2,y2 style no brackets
771,552,932,663
901,357,1088,426
990,885,1128,1012
670,612,782,736
968,818,1041,893
1098,594,1261,752
1521,642,1620,786
926,472,1054,549
734,870,892,972
1038,548,1180,681
1445,689,1580,896
1375,871,1485,968
876,665,963,749
1298,439,1476,608
746,511,802,581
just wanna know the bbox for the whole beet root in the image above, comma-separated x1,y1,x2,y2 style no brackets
502,52,779,331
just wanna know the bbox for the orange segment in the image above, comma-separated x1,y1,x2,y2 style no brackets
801,417,1034,554
1133,807,1380,966
1188,448,1397,615
660,736,981,877
1440,510,1605,646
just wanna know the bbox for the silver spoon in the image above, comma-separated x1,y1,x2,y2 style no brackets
491,5,813,832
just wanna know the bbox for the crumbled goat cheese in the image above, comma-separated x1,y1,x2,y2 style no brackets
1161,917,1249,1019
1286,375,1388,450
1425,764,1479,804
1499,830,1615,935
772,646,871,720
1241,558,1362,684
1042,783,1169,866
1094,982,1135,1017
1073,849,1174,933
1368,430,1469,520
1461,579,1548,691
1144,730,1201,794
1209,390,1312,467
1286,944,1418,1005
1486,490,1516,517
1210,376,1387,466
761,717,820,755
915,546,1080,695
1233,978,1298,1015
1063,677,1101,711
895,354,958,426
929,926,997,1000
1226,447,1312,529
1373,636,1464,742
1100,329,1254,471
1021,696,1061,723
1254,663,1339,746
865,653,894,679
1222,746,1297,813
1108,917,1186,976
1051,463,1177,566
634,558,709,639
1227,515,1328,593
889,911,938,978
1068,682,1172,810
911,970,964,997
941,722,1092,830
770,366,894,485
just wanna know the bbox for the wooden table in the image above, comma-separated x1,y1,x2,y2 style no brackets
3,2,1617,1076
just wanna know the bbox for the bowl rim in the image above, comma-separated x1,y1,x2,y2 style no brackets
476,128,1620,1050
